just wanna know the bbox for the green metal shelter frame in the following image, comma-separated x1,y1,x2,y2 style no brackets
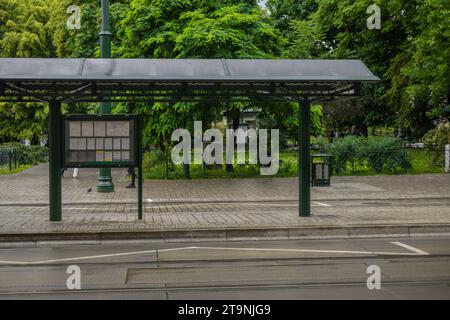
0,58,379,221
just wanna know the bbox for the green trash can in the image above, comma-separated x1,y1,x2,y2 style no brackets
311,153,332,187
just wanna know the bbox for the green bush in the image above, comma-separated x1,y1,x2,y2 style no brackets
143,149,166,169
326,136,412,174
326,136,362,174
311,136,329,152
358,137,411,173
0,142,48,165
422,122,450,165
422,122,450,149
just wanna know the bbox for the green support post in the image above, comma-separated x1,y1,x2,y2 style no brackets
165,143,169,179
8,149,12,172
13,149,17,169
138,165,143,220
137,117,143,220
97,0,114,193
299,99,311,217
183,163,190,179
49,100,62,221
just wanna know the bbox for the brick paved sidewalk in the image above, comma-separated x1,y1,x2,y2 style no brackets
0,164,449,240
1,164,449,205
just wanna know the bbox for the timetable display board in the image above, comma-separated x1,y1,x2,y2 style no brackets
62,115,139,168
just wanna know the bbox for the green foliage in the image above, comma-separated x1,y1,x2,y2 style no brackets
117,0,285,148
327,136,411,174
142,149,166,178
119,0,283,58
326,136,361,174
1,142,48,165
174,4,282,58
266,0,318,31
359,136,410,173
422,121,450,165
47,0,129,58
283,19,323,59
0,102,48,143
0,164,32,175
422,122,450,150
385,0,450,134
0,0,55,143
257,103,325,147
311,135,329,152
269,0,450,139
0,0,54,57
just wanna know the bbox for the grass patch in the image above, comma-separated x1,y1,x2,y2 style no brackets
0,164,33,175
142,148,446,180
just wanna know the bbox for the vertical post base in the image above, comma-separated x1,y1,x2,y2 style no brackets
97,168,115,193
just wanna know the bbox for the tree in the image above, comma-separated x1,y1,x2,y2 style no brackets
385,0,450,137
47,0,130,58
0,0,53,57
119,0,283,59
257,102,325,148
118,0,285,149
266,0,318,31
0,0,55,143
280,0,449,139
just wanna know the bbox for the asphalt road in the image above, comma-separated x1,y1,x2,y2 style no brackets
0,237,449,299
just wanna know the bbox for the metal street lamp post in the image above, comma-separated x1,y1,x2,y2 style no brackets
97,0,114,192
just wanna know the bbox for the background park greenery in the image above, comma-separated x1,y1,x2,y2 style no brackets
0,0,448,177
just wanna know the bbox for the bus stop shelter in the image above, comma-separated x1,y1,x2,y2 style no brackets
0,58,379,221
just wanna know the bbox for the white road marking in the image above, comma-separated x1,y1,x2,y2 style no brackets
188,246,423,256
190,246,372,255
0,242,429,265
0,247,193,265
147,199,153,202
313,201,331,207
391,241,429,255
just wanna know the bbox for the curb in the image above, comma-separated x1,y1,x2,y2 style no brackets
1,224,450,244
1,196,449,207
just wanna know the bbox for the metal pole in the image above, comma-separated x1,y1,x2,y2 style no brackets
445,144,450,173
138,118,143,220
299,99,311,217
138,165,143,220
49,100,62,221
8,149,12,172
183,163,190,179
165,143,169,179
97,0,114,192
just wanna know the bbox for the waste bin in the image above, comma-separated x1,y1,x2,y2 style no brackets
311,153,332,187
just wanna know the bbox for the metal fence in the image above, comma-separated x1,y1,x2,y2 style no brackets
0,148,18,172
142,145,447,180
326,147,446,176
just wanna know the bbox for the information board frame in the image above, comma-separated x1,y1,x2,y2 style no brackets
62,114,140,169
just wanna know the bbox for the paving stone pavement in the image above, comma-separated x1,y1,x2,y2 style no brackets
0,164,449,235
